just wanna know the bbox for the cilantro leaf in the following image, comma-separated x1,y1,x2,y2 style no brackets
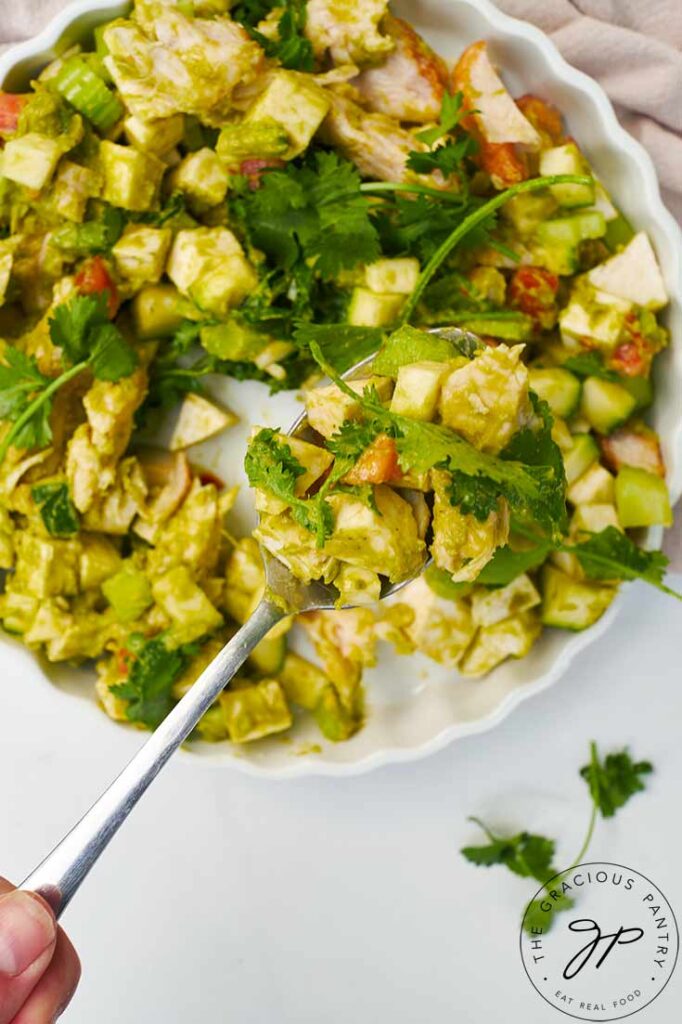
0,348,51,421
568,526,682,600
239,0,314,71
462,818,555,883
89,323,138,381
244,428,334,545
475,539,552,586
49,293,110,365
31,482,79,537
416,91,467,147
563,352,619,382
136,191,194,229
0,348,53,451
580,742,653,819
239,153,379,278
523,894,575,935
293,322,384,373
111,634,186,730
51,207,125,255
447,470,501,522
407,137,477,178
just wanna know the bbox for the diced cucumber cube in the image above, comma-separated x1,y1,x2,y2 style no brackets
621,374,653,412
200,319,265,360
563,433,599,485
278,652,328,710
167,227,257,316
170,147,228,208
459,316,534,341
100,141,165,211
539,143,595,207
248,633,287,677
132,284,187,339
314,684,358,742
529,367,581,418
124,113,185,154
580,377,636,435
50,160,100,222
541,565,616,630
365,258,420,295
189,256,258,316
501,191,558,237
537,210,606,248
151,565,223,645
112,224,172,286
2,133,61,190
220,679,292,743
390,360,447,421
102,563,153,622
615,466,673,528
348,287,404,327
244,70,330,159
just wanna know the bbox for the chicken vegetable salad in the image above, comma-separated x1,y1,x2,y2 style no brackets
0,0,677,749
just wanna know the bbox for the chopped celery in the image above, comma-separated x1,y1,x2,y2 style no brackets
53,57,123,133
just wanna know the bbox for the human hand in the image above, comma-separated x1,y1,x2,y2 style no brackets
0,879,80,1023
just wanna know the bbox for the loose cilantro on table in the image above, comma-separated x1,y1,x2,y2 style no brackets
31,482,79,538
0,294,137,466
462,742,653,933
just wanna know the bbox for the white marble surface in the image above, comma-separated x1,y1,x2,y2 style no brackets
2,578,681,1023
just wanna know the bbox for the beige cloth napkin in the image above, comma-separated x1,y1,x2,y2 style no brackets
1,0,681,561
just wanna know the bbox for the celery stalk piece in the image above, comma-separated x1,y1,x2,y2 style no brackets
53,57,123,133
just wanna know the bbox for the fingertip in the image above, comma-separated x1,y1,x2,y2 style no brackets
0,890,57,978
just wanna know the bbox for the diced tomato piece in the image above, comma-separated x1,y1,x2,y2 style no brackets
0,92,28,136
240,158,286,190
608,312,655,377
479,140,528,188
343,435,401,486
74,256,119,317
116,647,132,676
515,94,564,145
508,266,559,330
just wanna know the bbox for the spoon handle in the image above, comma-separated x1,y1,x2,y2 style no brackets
21,600,283,918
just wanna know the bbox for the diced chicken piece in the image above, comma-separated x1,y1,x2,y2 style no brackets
147,478,223,576
299,607,375,705
452,41,541,147
136,448,192,524
320,90,430,182
82,458,148,535
104,6,265,124
396,576,475,667
169,393,238,451
83,367,148,461
587,232,667,310
305,375,393,438
599,426,665,478
438,344,532,454
515,94,564,147
430,471,510,583
305,0,393,66
66,424,116,513
353,15,447,123
459,610,541,677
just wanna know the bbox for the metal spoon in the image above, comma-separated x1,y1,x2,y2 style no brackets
20,328,479,917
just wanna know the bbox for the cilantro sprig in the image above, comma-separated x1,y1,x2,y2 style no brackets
31,482,79,537
407,91,478,181
111,633,195,730
462,742,653,933
235,0,314,70
0,294,137,466
310,343,567,540
245,428,334,545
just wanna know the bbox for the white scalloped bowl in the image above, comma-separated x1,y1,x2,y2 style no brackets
1,0,680,778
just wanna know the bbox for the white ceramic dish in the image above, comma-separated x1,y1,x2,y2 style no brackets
1,0,680,778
